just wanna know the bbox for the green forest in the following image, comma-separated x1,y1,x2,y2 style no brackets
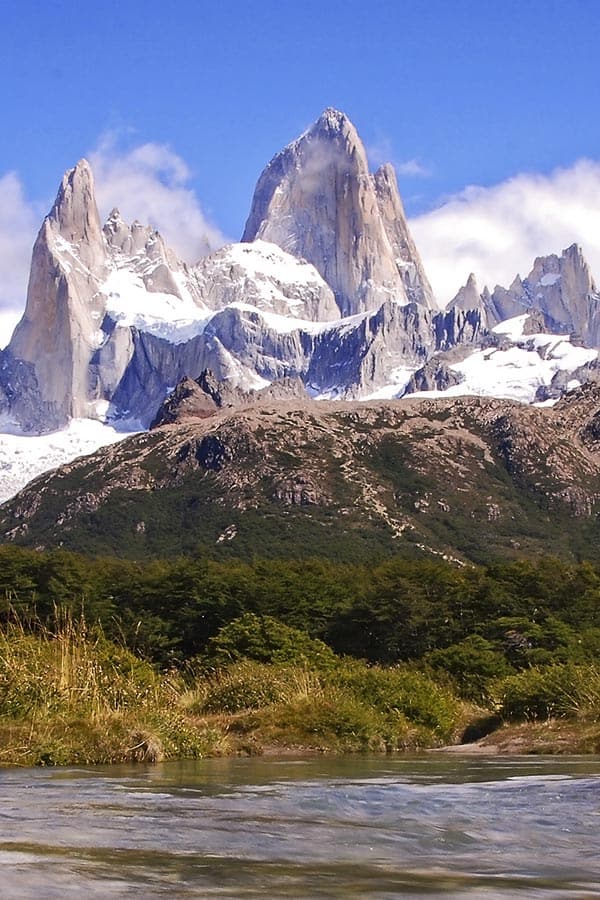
1,545,600,765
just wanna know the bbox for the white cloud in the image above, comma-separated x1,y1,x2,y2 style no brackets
0,172,40,346
395,159,431,178
410,159,600,305
368,138,430,178
90,134,227,263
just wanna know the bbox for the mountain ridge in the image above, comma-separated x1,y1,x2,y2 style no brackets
4,385,600,564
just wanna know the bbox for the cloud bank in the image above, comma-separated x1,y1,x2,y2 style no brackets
90,135,227,262
410,160,600,305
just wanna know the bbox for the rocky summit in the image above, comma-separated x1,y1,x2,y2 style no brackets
242,107,435,314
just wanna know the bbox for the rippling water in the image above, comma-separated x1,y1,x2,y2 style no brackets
1,753,600,897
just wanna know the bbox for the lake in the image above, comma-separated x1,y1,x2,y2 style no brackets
1,753,599,897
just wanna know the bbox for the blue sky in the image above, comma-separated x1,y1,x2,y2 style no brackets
1,0,600,336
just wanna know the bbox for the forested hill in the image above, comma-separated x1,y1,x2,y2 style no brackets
4,387,600,564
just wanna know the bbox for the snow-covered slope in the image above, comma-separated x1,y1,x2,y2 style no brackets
0,420,133,505
435,317,597,403
365,314,599,404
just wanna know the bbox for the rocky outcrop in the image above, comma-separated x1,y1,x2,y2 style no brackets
150,376,219,427
482,244,600,343
242,108,435,316
403,359,464,395
151,370,310,429
9,160,108,428
449,274,481,313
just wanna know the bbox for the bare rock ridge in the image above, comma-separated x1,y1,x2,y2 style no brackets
150,370,310,428
9,160,108,427
242,108,436,315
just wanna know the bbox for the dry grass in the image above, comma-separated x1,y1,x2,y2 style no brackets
0,610,229,767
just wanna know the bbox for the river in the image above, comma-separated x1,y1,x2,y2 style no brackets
1,753,599,897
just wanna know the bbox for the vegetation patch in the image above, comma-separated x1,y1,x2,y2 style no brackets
1,548,600,764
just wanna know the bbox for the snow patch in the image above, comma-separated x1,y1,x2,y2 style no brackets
361,367,416,400
0,420,135,505
539,272,561,287
226,241,325,288
492,314,529,340
409,339,597,404
369,319,598,406
102,268,211,343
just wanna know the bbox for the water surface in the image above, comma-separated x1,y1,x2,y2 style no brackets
1,753,599,897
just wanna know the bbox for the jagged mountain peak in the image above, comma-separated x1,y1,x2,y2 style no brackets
531,243,595,293
448,273,480,312
5,112,600,459
480,243,600,348
373,161,397,183
242,109,434,316
48,157,102,250
305,107,364,156
315,106,351,129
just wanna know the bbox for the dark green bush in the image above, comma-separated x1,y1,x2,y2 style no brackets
205,613,337,669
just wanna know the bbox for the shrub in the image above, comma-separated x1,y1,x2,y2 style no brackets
495,664,600,721
256,691,401,752
205,613,337,669
425,635,513,703
325,659,462,742
198,660,321,714
0,612,161,720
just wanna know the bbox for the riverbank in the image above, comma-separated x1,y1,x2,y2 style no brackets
2,612,600,767
440,719,600,756
3,713,600,768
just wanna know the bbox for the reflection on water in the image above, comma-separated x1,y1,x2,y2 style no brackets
1,754,600,897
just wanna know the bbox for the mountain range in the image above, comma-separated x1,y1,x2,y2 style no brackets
2,108,600,559
3,107,599,436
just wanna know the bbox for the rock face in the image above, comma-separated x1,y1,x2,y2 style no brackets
482,244,600,342
242,108,435,315
372,163,435,308
9,161,108,426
